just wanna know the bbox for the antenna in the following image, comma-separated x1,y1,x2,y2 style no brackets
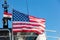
26,0,29,15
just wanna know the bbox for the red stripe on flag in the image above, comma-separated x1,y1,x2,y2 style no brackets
12,28,45,34
4,12,12,18
4,12,12,15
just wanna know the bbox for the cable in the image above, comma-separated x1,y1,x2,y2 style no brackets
26,0,30,15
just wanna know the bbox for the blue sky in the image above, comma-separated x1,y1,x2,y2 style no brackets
0,0,60,40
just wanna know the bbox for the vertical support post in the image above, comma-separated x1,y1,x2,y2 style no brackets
3,18,8,28
2,0,9,28
2,0,12,40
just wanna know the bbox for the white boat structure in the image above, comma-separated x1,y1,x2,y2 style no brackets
0,28,60,40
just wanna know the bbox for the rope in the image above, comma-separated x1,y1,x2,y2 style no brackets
26,0,30,15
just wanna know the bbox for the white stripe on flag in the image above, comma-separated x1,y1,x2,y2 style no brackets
13,25,35,28
13,21,45,27
4,14,12,18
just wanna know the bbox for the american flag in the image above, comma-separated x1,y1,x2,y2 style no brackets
4,12,12,18
12,9,45,34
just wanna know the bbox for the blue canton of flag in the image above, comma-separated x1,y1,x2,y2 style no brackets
12,9,29,22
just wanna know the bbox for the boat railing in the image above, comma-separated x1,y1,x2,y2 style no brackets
0,28,11,40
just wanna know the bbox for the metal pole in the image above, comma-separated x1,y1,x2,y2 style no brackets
46,30,56,32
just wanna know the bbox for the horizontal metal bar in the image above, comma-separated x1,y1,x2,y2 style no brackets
0,29,10,32
47,36,60,38
14,35,38,37
46,30,56,32
0,36,9,37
